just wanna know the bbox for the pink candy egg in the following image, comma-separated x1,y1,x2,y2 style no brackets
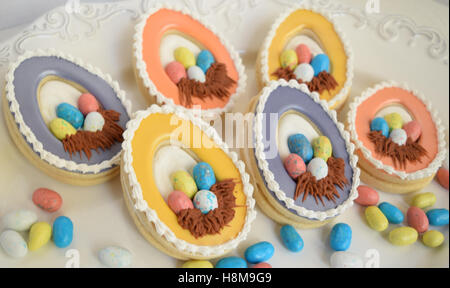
407,207,429,233
165,61,187,84
168,190,194,214
32,188,63,213
355,185,379,206
403,121,422,142
437,168,449,190
295,44,312,64
252,262,272,268
284,153,306,180
78,93,99,116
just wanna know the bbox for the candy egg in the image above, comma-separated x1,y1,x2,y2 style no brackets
288,134,313,164
168,190,194,214
2,209,37,232
165,61,187,84
412,192,436,209
293,63,314,82
403,121,422,142
426,209,449,226
216,257,247,268
365,206,388,232
182,260,214,268
52,216,73,248
389,227,418,246
407,207,429,233
174,47,195,69
196,50,215,73
378,202,404,224
170,170,198,199
284,153,306,180
437,168,449,190
280,225,304,252
56,103,84,129
330,251,364,268
78,93,99,116
32,188,63,213
329,223,352,252
422,230,444,248
192,162,216,191
310,54,330,76
307,157,328,181
280,50,298,70
98,246,132,268
355,185,379,206
187,66,206,83
28,222,52,251
295,44,312,64
49,118,77,140
389,129,407,146
193,190,218,214
312,136,333,162
384,112,403,132
84,112,105,132
0,230,27,258
244,241,275,264
370,117,389,138
252,263,272,268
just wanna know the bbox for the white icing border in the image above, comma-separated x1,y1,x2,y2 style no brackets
122,104,256,257
5,49,132,174
133,3,247,115
259,4,354,109
253,79,360,221
347,81,447,180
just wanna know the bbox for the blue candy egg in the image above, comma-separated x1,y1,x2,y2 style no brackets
52,216,73,248
310,54,330,76
244,241,275,264
288,134,313,163
216,257,248,268
196,50,215,73
329,223,352,252
56,103,84,129
378,202,404,224
426,209,449,226
280,225,304,252
193,162,216,191
371,117,390,138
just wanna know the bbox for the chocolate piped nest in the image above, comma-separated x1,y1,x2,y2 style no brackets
177,179,241,239
177,63,236,108
272,67,338,94
294,157,348,206
368,130,427,169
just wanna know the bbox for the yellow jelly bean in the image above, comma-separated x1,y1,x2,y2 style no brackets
412,192,436,209
280,50,298,70
171,170,198,199
312,136,333,162
389,227,418,246
182,260,214,268
174,47,195,69
28,222,52,251
422,230,444,248
49,118,77,140
365,206,389,231
384,113,403,132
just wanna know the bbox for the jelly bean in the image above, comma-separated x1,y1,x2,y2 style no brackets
426,209,449,226
280,225,304,252
84,112,105,132
216,257,247,268
384,113,403,132
389,129,407,146
28,222,52,251
295,44,312,64
52,216,73,248
171,170,198,199
196,50,215,73
98,246,132,268
330,251,363,268
329,223,352,251
280,50,298,70
284,154,306,180
165,61,187,84
49,118,77,140
244,241,274,264
307,157,328,181
252,263,272,268
437,168,449,190
187,66,206,83
403,121,422,142
355,185,379,206
174,47,195,69
407,207,429,233
78,93,99,116
168,191,194,214
182,260,214,268
389,227,418,246
378,202,404,224
411,192,436,209
288,134,313,164
56,103,84,129
312,136,333,162
193,190,218,214
2,209,37,232
192,162,216,191
310,54,330,76
422,230,444,248
365,206,388,231
32,188,63,213
0,230,27,258
370,117,389,138
293,63,314,82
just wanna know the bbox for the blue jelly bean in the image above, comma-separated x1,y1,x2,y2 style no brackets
196,50,215,73
52,216,73,248
371,117,390,138
329,223,352,251
56,103,84,129
192,162,216,191
216,257,247,268
244,242,274,264
310,54,330,76
426,209,449,226
288,134,313,164
280,225,304,252
378,202,404,224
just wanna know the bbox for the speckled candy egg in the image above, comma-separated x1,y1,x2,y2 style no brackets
280,50,298,70
403,120,422,142
84,112,105,132
284,153,306,180
312,136,333,162
310,54,330,76
196,50,215,73
288,134,313,164
99,246,132,268
193,190,218,214
165,61,187,84
187,66,206,83
294,63,314,82
174,47,195,69
307,157,328,181
2,209,37,232
384,112,403,132
370,117,390,138
56,103,84,129
295,44,312,64
77,93,99,116
192,162,216,191
49,118,77,140
168,190,194,214
0,230,27,258
389,129,407,146
170,170,198,199
32,188,63,213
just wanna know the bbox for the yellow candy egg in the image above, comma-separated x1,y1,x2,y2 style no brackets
412,192,436,209
28,222,52,251
49,118,77,140
422,230,444,248
384,113,403,132
182,260,214,268
389,227,418,246
171,170,198,199
174,47,196,69
312,136,333,162
365,206,388,232
280,50,298,70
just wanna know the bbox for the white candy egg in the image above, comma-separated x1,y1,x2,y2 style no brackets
2,209,37,232
330,251,364,268
0,230,28,258
98,246,132,268
389,128,407,146
84,112,105,132
187,66,206,83
294,63,315,82
307,157,328,180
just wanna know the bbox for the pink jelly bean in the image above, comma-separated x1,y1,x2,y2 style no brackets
252,262,272,268
165,61,187,84
78,93,99,116
407,207,429,233
296,44,312,64
403,121,422,142
284,153,306,180
355,185,379,206
168,190,194,214
437,168,449,190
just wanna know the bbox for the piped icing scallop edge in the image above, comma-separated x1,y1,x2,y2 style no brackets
122,104,257,257
5,49,132,174
133,3,247,115
347,81,447,180
259,4,354,109
254,79,360,221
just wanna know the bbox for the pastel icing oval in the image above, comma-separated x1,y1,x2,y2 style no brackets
280,50,298,70
32,188,63,213
370,117,389,138
56,103,84,129
168,190,194,214
78,93,99,116
384,112,403,132
312,136,332,162
174,47,196,69
165,61,187,84
284,153,306,180
49,118,77,140
294,63,314,82
389,128,407,146
288,134,313,164
196,50,215,73
187,66,206,83
403,121,422,142
307,157,328,180
192,162,216,191
244,241,275,264
193,190,218,214
295,44,312,64
52,216,73,248
84,112,105,132
310,54,330,76
170,170,198,199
